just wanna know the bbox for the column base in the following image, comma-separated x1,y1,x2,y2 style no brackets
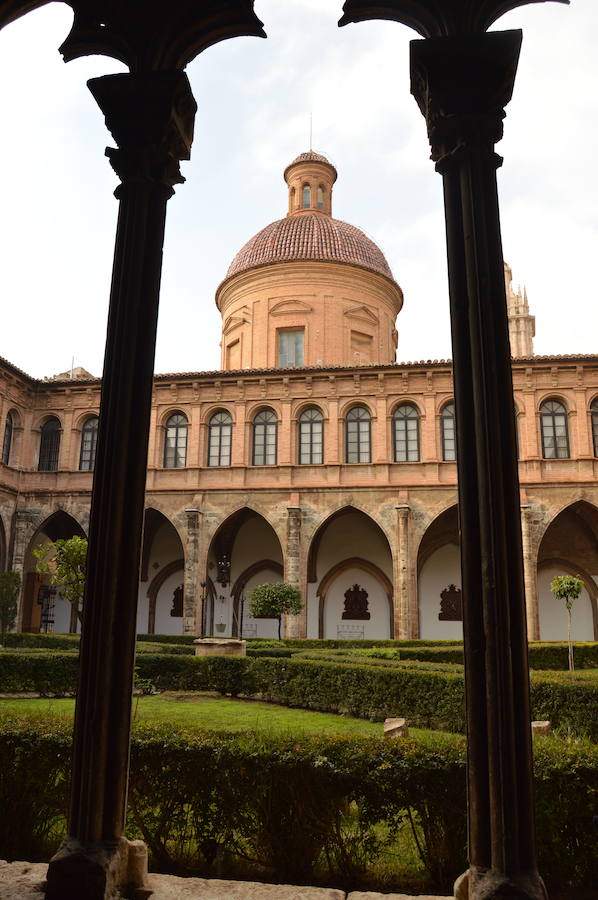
454,867,548,900
45,836,151,900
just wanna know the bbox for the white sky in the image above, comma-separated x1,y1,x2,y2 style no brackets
0,0,595,380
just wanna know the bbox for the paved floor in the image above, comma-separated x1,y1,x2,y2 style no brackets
0,861,451,899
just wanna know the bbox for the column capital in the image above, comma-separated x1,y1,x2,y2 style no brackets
88,71,197,194
410,30,522,163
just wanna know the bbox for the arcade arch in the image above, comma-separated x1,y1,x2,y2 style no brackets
307,506,393,639
205,508,283,638
21,510,86,633
537,500,598,640
137,508,184,635
417,505,462,640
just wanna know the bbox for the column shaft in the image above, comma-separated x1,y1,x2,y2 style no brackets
283,505,304,638
411,32,545,899
46,71,196,900
184,509,202,634
521,505,540,641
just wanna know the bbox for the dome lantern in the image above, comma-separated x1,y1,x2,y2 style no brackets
283,150,337,217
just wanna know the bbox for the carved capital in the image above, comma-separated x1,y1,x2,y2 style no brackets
88,71,197,193
410,30,521,163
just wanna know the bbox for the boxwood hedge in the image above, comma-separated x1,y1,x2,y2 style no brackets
0,715,595,892
2,652,598,739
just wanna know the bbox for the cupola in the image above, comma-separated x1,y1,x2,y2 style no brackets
283,150,337,217
216,151,403,371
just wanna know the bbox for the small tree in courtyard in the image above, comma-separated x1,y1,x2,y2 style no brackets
34,535,87,631
0,571,20,640
248,582,303,640
550,574,583,671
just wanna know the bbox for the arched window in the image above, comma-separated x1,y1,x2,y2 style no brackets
540,399,569,459
38,417,61,471
592,399,598,457
346,405,371,463
441,403,456,462
79,416,99,472
2,412,13,465
393,404,420,462
253,409,277,465
302,183,311,208
208,411,232,467
317,186,324,210
163,413,188,468
299,407,323,464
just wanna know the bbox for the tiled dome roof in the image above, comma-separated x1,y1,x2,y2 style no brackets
225,213,394,281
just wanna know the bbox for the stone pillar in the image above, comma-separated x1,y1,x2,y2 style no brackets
521,504,540,641
395,503,411,639
45,71,196,900
283,504,305,638
183,508,202,635
411,31,545,900
10,507,38,631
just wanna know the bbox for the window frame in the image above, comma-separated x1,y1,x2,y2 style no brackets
208,410,233,467
298,407,324,465
277,328,305,368
163,412,189,469
345,405,371,464
302,183,311,208
252,408,278,466
2,411,13,465
592,399,598,458
540,399,570,459
38,417,61,472
441,402,456,462
79,415,99,472
393,403,420,463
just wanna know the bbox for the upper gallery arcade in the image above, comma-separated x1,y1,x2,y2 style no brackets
0,151,597,644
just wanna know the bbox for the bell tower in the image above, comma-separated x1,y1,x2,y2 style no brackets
505,262,535,357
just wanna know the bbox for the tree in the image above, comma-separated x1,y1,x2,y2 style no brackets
34,535,87,632
248,582,303,640
0,571,20,640
550,574,583,671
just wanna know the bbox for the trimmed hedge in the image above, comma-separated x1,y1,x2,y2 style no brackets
0,715,596,891
2,651,598,739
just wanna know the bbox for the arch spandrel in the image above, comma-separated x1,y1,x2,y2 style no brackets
0,1,266,71
338,0,568,39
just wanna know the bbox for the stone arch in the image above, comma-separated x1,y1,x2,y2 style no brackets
146,558,184,634
137,508,185,636
537,500,598,640
416,504,462,640
206,507,284,638
306,506,393,640
21,509,87,634
317,556,393,639
306,504,392,580
231,558,284,639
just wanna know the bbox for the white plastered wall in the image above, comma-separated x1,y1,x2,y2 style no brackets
537,566,596,641
418,543,463,640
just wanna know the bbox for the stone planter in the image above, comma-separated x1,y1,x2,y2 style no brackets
194,638,247,657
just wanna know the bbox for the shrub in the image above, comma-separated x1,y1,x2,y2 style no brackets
0,715,596,892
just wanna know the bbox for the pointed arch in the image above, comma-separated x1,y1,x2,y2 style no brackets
146,558,184,634
317,557,393,640
0,515,7,572
416,504,461,641
306,504,392,582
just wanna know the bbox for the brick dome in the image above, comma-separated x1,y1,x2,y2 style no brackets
224,213,395,282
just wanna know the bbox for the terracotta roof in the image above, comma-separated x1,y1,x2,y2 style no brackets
223,213,395,282
283,150,337,180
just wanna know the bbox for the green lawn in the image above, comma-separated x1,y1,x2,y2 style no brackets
0,692,461,746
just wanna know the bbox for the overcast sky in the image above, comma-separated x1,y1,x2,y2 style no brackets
0,0,595,379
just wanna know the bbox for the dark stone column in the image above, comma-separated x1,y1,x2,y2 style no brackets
283,505,304,637
183,508,202,634
411,32,546,900
46,71,196,900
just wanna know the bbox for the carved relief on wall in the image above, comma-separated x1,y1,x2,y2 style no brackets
170,585,184,617
439,584,462,621
342,583,370,620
